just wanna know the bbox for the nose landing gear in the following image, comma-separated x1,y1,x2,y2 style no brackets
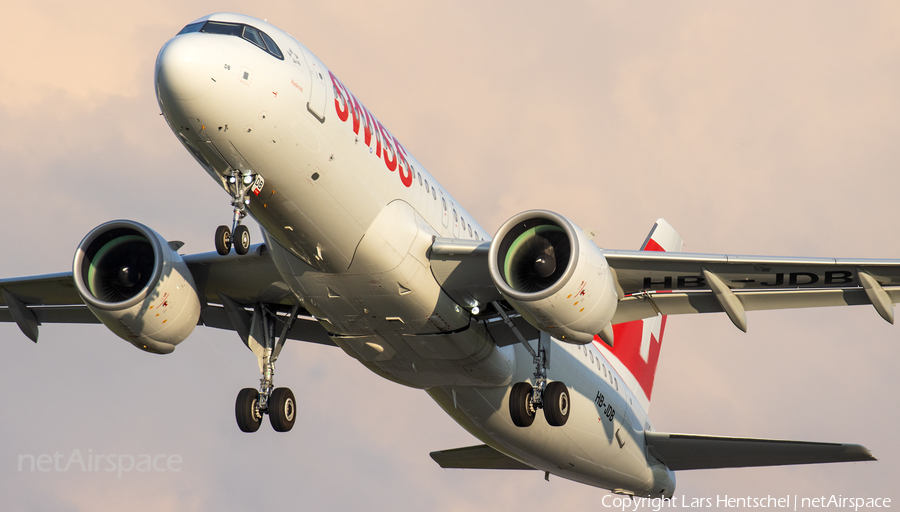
215,170,258,256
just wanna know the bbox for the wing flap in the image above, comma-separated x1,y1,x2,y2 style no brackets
430,444,535,470
645,432,876,471
0,305,99,325
612,287,900,324
199,304,335,346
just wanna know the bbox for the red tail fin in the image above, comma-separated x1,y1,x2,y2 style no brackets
596,219,683,412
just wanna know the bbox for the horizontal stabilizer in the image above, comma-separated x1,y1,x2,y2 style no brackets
645,432,876,471
430,444,535,470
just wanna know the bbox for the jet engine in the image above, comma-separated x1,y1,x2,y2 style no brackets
72,220,201,354
488,210,618,344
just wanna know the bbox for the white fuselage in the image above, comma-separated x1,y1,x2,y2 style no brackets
155,13,674,497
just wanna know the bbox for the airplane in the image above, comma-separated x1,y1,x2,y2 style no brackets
0,12,893,498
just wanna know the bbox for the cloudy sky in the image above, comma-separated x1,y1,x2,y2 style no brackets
2,1,899,510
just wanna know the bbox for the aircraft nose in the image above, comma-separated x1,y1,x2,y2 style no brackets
155,34,222,101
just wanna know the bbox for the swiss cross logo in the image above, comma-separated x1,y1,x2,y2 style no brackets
597,235,669,400
603,316,667,400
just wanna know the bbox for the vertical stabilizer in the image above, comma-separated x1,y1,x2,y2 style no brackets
596,219,683,413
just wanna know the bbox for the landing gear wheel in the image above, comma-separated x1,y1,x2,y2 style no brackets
544,381,570,427
234,224,251,255
235,388,262,432
509,382,536,427
269,387,296,432
215,225,232,255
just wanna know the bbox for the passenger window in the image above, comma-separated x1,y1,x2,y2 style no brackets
602,364,607,377
417,173,422,186
468,224,473,237
432,187,436,200
442,198,447,211
424,178,429,192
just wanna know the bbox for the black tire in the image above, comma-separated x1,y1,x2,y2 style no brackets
269,387,296,432
544,381,570,427
509,382,536,427
235,388,262,433
215,225,232,255
234,225,251,255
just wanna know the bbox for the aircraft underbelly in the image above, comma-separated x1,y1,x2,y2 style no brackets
263,203,515,389
427,341,667,495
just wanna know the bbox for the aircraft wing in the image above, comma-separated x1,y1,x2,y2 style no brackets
645,432,876,470
0,245,334,346
430,239,900,331
604,250,900,327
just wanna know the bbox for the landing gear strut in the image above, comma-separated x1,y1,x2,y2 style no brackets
222,298,301,433
215,170,256,256
495,303,570,428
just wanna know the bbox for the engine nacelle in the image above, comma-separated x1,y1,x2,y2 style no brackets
488,210,618,344
72,220,201,354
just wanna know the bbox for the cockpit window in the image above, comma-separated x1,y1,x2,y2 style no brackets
177,22,204,35
201,21,242,37
176,21,285,61
259,31,284,60
241,25,266,49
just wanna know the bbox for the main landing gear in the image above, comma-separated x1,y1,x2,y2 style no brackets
222,298,302,433
508,333,570,427
234,338,297,433
494,304,570,428
215,170,256,256
235,377,297,432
